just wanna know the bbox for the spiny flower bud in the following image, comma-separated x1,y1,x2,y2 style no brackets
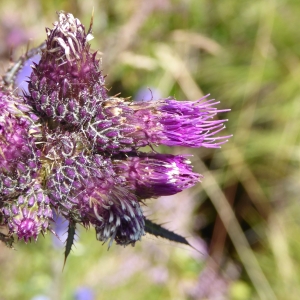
86,96,230,153
0,91,41,199
27,11,107,127
93,187,145,247
47,153,118,219
1,184,52,242
113,153,201,199
47,153,145,246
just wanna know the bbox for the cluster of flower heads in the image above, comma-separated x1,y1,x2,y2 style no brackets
0,12,230,250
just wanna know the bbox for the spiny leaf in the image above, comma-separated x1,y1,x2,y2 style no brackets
63,220,76,270
145,219,190,246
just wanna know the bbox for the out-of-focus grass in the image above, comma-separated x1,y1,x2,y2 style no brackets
1,0,300,299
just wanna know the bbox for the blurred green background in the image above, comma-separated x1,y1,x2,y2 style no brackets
1,0,300,299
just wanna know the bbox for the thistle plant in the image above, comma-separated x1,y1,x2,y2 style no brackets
0,12,230,256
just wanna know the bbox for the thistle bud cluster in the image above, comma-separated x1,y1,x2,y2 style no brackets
0,12,230,248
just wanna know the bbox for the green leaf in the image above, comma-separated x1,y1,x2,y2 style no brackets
63,220,76,270
145,219,190,247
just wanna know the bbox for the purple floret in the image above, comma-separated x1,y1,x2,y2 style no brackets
113,153,201,199
157,97,231,148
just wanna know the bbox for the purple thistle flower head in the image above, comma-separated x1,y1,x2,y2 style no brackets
0,90,41,199
86,95,230,153
1,184,52,242
46,152,145,247
113,153,201,199
1,12,231,253
26,11,107,127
